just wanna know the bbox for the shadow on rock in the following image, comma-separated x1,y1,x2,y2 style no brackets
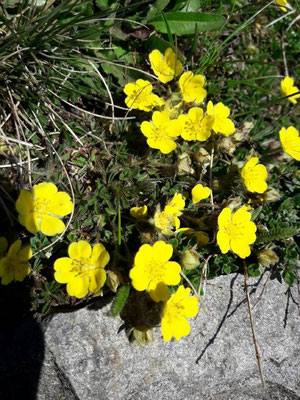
0,281,44,400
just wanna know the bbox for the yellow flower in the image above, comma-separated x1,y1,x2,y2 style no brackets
191,184,211,203
54,240,109,299
178,107,213,141
276,0,288,11
123,79,164,111
129,241,181,302
0,240,32,285
164,193,185,215
16,182,73,236
149,48,183,83
217,206,256,259
140,110,182,154
207,101,235,136
161,285,199,342
241,157,268,194
130,205,148,218
179,71,207,104
281,77,300,104
279,126,300,160
154,209,180,235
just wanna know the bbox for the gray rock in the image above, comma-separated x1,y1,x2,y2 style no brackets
39,272,300,400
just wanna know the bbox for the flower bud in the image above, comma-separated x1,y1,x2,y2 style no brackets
258,249,279,266
265,188,280,202
177,152,195,175
182,249,200,270
106,270,121,293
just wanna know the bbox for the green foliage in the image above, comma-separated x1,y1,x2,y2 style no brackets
0,0,299,322
149,12,225,35
112,285,130,316
257,227,298,243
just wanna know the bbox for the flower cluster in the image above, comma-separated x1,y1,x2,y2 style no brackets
123,48,235,154
129,241,199,341
6,181,110,300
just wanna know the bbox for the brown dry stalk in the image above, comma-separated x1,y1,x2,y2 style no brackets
243,260,266,390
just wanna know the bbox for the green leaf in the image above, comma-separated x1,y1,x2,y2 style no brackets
149,12,225,36
283,269,296,286
146,0,171,20
112,285,130,316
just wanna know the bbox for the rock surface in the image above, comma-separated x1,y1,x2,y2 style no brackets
38,272,300,400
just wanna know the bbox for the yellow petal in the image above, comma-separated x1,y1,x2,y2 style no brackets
66,276,89,298
33,182,58,201
152,241,173,262
159,139,177,154
54,258,75,284
218,207,231,228
47,192,73,217
15,189,34,215
192,184,211,203
140,121,154,138
14,262,30,281
230,239,251,258
18,245,33,261
130,205,148,218
217,230,230,254
7,239,22,257
172,316,191,341
40,215,65,236
163,261,181,285
68,241,92,260
89,269,106,293
148,281,170,302
129,266,149,291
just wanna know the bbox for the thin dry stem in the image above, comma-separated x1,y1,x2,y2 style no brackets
244,260,266,390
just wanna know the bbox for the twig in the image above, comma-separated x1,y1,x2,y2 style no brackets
198,255,213,296
244,260,266,390
88,60,115,124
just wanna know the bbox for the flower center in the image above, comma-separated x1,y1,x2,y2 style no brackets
70,257,99,277
34,198,51,216
226,221,247,239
